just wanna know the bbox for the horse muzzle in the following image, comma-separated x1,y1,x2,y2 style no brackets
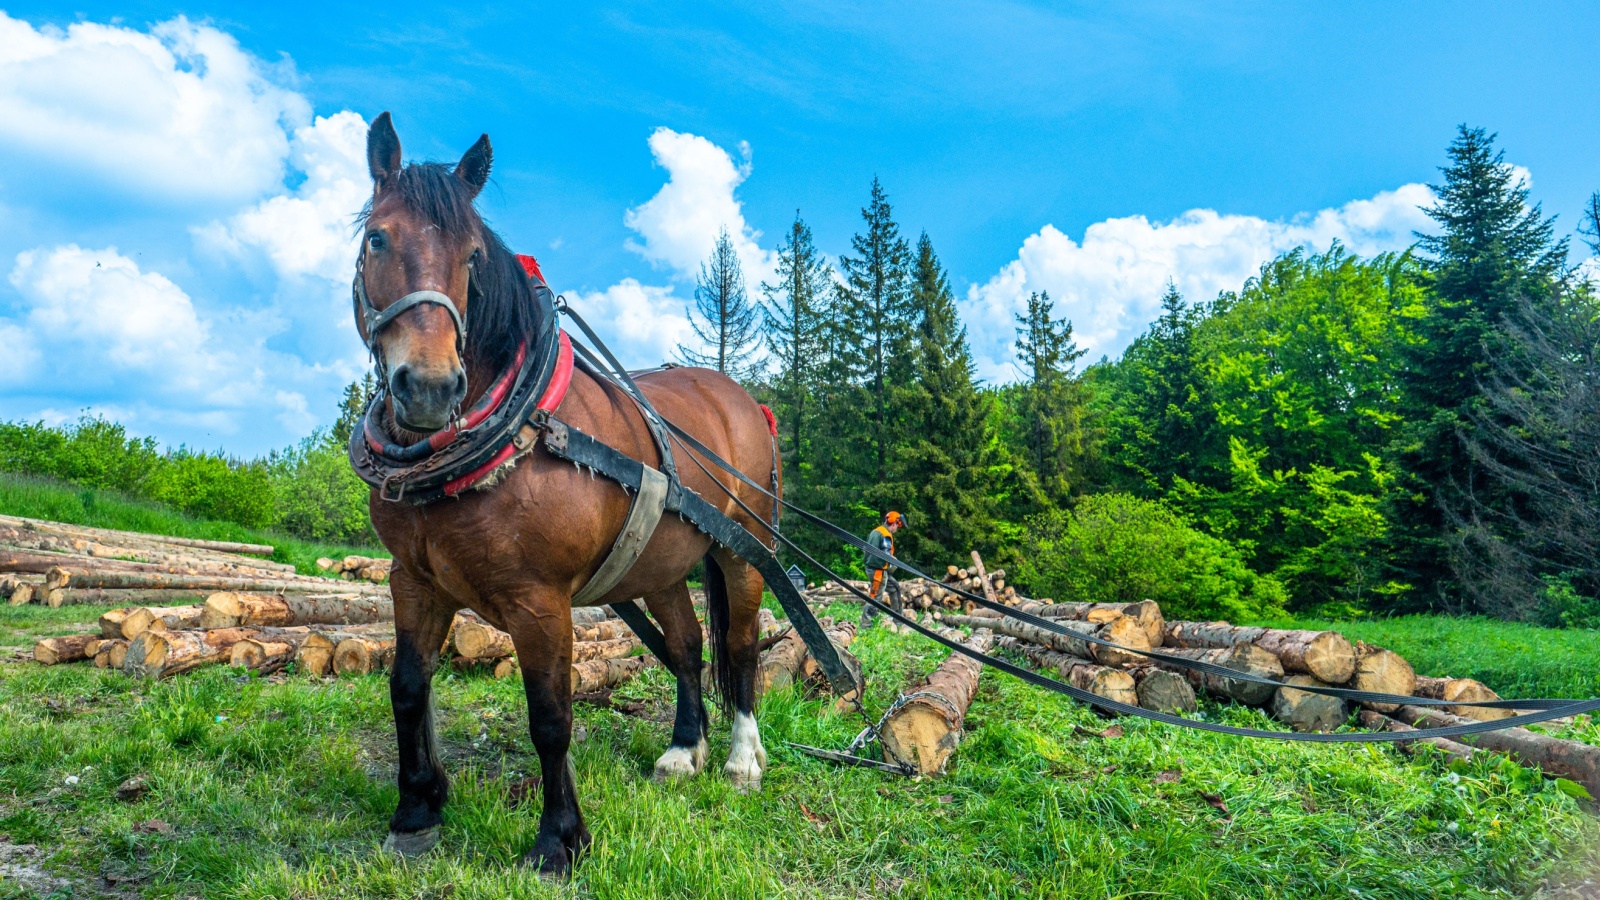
390,362,468,432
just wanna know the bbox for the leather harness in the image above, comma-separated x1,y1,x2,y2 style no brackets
346,255,859,695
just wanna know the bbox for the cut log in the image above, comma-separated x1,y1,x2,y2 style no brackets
33,633,97,665
1357,710,1480,764
199,591,393,629
570,655,658,693
940,611,1152,667
0,513,274,557
1003,637,1138,707
969,551,1000,608
123,604,206,640
453,618,516,660
122,627,263,678
1351,643,1417,712
293,626,394,677
879,630,996,776
1151,645,1285,707
758,628,809,695
39,587,208,608
0,550,309,584
1163,621,1356,684
51,568,384,594
229,639,297,673
7,582,35,606
332,636,398,676
1032,601,1166,647
94,639,128,668
97,608,132,639
494,657,519,679
1393,705,1600,798
572,636,641,662
799,620,865,702
1270,675,1350,733
1413,675,1513,722
572,606,611,625
1126,664,1198,713
574,620,633,643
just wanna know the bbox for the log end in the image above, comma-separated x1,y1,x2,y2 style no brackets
881,700,961,777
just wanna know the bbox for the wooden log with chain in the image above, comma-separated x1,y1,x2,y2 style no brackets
879,629,996,776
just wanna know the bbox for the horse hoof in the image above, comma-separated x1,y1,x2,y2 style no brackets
523,846,571,880
382,826,440,858
653,739,707,781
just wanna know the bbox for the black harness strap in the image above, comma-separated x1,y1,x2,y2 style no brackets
540,415,859,696
608,599,675,663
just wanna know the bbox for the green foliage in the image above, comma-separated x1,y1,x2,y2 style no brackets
269,430,376,544
1009,493,1286,622
678,227,763,377
1012,290,1094,503
0,415,162,493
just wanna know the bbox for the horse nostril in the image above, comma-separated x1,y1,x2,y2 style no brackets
453,370,468,398
391,365,412,399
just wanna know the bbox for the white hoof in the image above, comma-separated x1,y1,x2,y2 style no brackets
653,738,707,781
724,710,766,792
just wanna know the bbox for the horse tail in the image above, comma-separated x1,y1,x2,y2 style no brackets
702,552,734,710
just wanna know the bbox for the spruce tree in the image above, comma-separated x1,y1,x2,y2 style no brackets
677,228,763,378
1387,126,1567,608
836,178,914,485
892,234,997,561
332,373,378,447
760,213,832,470
1013,290,1089,503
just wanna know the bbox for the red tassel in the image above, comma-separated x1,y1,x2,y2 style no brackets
515,254,545,283
759,404,778,436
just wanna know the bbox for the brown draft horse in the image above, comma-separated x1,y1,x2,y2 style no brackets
355,113,777,876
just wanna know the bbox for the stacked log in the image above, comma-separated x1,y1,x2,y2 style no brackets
295,626,395,677
1270,675,1350,732
0,514,402,611
33,633,98,665
1393,705,1600,798
316,555,393,584
200,592,392,629
1413,675,1512,722
999,636,1137,707
1163,622,1356,684
1124,664,1198,713
939,612,1152,667
1350,642,1417,712
98,604,205,641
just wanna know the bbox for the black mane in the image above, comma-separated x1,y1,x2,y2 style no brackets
360,162,541,372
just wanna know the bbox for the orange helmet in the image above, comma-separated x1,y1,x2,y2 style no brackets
884,511,906,526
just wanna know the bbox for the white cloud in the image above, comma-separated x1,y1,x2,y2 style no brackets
623,128,778,291
7,245,226,391
196,111,369,282
566,279,697,367
962,183,1437,381
0,13,310,207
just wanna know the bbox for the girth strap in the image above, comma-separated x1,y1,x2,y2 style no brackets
572,464,670,605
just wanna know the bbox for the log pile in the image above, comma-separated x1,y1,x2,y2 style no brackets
316,555,394,584
1,514,381,609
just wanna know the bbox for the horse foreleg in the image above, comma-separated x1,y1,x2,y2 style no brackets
708,551,767,791
506,601,591,878
641,582,708,780
383,569,455,857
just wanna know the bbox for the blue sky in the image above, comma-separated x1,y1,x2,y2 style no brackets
1,2,1596,455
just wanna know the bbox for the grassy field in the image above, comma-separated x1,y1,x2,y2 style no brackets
3,478,1598,897
2,599,1598,899
0,473,384,575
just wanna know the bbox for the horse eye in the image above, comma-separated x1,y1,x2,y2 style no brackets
367,232,386,251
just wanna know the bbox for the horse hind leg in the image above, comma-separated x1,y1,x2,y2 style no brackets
706,550,766,791
641,582,709,780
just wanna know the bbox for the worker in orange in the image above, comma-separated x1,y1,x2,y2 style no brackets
861,511,906,626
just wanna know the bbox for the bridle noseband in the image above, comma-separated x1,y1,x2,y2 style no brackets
353,251,472,360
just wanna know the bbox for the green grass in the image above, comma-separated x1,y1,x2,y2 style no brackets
0,472,384,576
1,601,1596,899
1256,614,1600,701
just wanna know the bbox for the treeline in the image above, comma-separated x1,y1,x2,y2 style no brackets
709,126,1597,625
3,127,1594,625
0,379,377,545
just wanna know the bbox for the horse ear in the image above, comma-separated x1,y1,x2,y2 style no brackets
368,112,402,189
455,134,492,197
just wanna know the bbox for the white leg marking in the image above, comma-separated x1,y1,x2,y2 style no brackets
653,736,708,781
724,710,766,791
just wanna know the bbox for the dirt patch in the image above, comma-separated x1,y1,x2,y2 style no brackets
0,838,72,896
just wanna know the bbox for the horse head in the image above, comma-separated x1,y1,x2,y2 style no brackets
357,111,493,432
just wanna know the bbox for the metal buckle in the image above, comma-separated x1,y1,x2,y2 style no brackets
544,418,569,453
